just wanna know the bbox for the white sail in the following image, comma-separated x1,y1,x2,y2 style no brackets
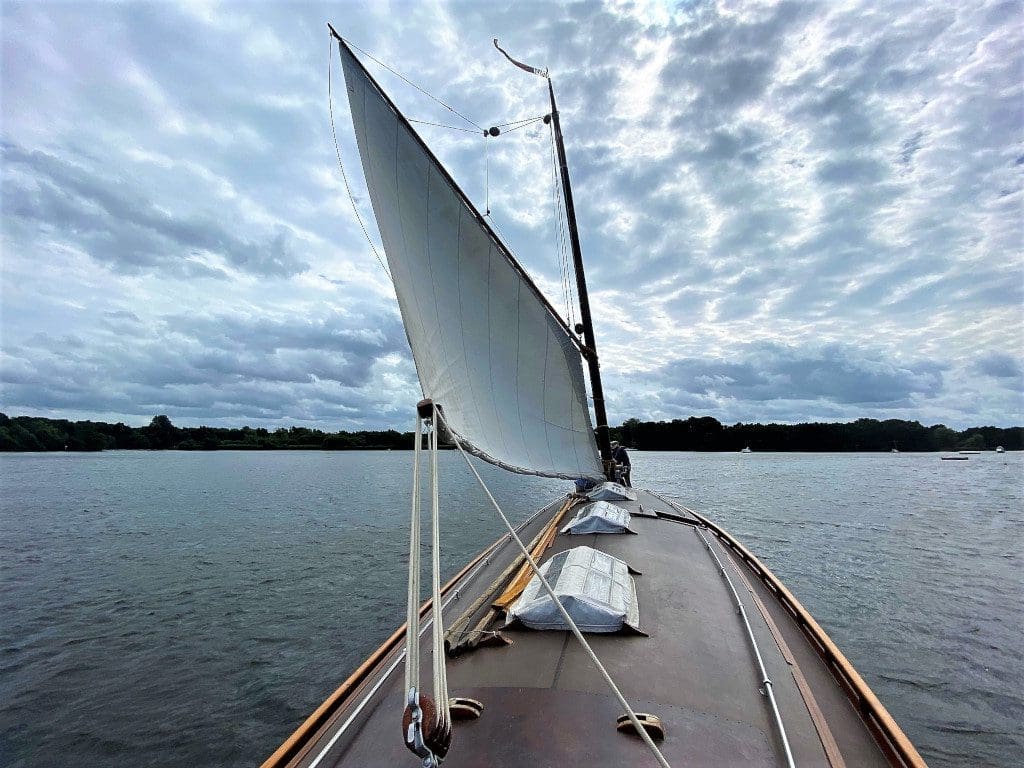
339,42,603,480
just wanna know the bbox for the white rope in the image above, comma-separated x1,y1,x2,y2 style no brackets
404,416,423,696
429,420,450,729
436,410,672,768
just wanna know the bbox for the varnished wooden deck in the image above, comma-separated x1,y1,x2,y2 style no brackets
272,490,913,768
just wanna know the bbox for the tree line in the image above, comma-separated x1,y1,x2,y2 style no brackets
0,413,1019,453
0,414,411,452
609,416,1022,452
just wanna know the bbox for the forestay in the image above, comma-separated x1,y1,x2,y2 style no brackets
338,42,603,480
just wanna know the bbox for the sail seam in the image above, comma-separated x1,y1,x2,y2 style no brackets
388,84,431,401
539,330,552,470
486,241,512,463
455,207,487,453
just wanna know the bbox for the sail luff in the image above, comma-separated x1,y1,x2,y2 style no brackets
336,36,603,480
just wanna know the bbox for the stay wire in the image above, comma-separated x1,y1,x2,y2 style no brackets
408,118,480,134
492,113,548,129
499,116,546,134
343,37,484,133
328,37,392,282
548,123,574,328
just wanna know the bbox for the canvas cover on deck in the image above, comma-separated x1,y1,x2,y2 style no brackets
586,481,637,501
339,43,603,480
561,501,633,535
506,546,640,633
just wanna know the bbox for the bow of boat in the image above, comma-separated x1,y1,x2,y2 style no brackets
264,488,926,768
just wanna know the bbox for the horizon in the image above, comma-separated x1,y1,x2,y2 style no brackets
3,1,1022,431
2,410,1020,434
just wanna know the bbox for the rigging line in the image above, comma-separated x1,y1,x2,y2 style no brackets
491,113,548,129
429,420,450,730
548,123,574,327
328,36,393,282
498,116,546,134
551,126,577,328
436,409,673,768
548,129,570,324
546,123,568,322
694,525,797,768
343,37,484,132
404,415,423,698
551,127,577,327
408,118,481,134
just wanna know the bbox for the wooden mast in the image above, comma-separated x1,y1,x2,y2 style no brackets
545,79,614,478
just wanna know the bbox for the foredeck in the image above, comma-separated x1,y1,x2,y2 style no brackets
276,490,904,768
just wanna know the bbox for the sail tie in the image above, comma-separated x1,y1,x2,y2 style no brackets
403,405,451,767
435,409,673,768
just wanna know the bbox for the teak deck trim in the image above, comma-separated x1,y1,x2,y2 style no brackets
493,497,575,609
648,491,928,768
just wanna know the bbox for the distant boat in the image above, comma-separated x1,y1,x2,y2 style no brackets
740,446,752,453
941,455,969,461
996,446,1005,453
958,450,981,455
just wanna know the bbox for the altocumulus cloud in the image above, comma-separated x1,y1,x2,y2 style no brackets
0,0,1021,430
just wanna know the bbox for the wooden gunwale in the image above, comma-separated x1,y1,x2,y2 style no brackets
260,522,518,768
649,491,927,768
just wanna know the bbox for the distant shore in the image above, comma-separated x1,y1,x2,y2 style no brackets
2,413,1020,453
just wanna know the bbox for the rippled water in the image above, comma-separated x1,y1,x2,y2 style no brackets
1,450,1021,767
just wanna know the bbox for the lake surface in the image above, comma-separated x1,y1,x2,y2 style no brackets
1,450,1021,767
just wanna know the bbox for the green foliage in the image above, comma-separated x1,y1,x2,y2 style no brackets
956,433,987,450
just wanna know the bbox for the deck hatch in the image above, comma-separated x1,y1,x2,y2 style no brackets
586,481,638,502
561,501,633,535
506,546,640,633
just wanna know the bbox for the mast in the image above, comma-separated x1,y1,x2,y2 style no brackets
546,82,614,477
492,39,614,478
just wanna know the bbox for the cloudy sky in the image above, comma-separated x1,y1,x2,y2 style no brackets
2,0,1021,431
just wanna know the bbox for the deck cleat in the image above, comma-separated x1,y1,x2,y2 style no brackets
447,697,484,721
616,712,665,741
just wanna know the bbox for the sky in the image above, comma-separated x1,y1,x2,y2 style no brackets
1,0,1022,431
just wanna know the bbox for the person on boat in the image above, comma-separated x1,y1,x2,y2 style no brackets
611,440,631,487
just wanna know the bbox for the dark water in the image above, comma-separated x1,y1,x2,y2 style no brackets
0,450,1020,767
